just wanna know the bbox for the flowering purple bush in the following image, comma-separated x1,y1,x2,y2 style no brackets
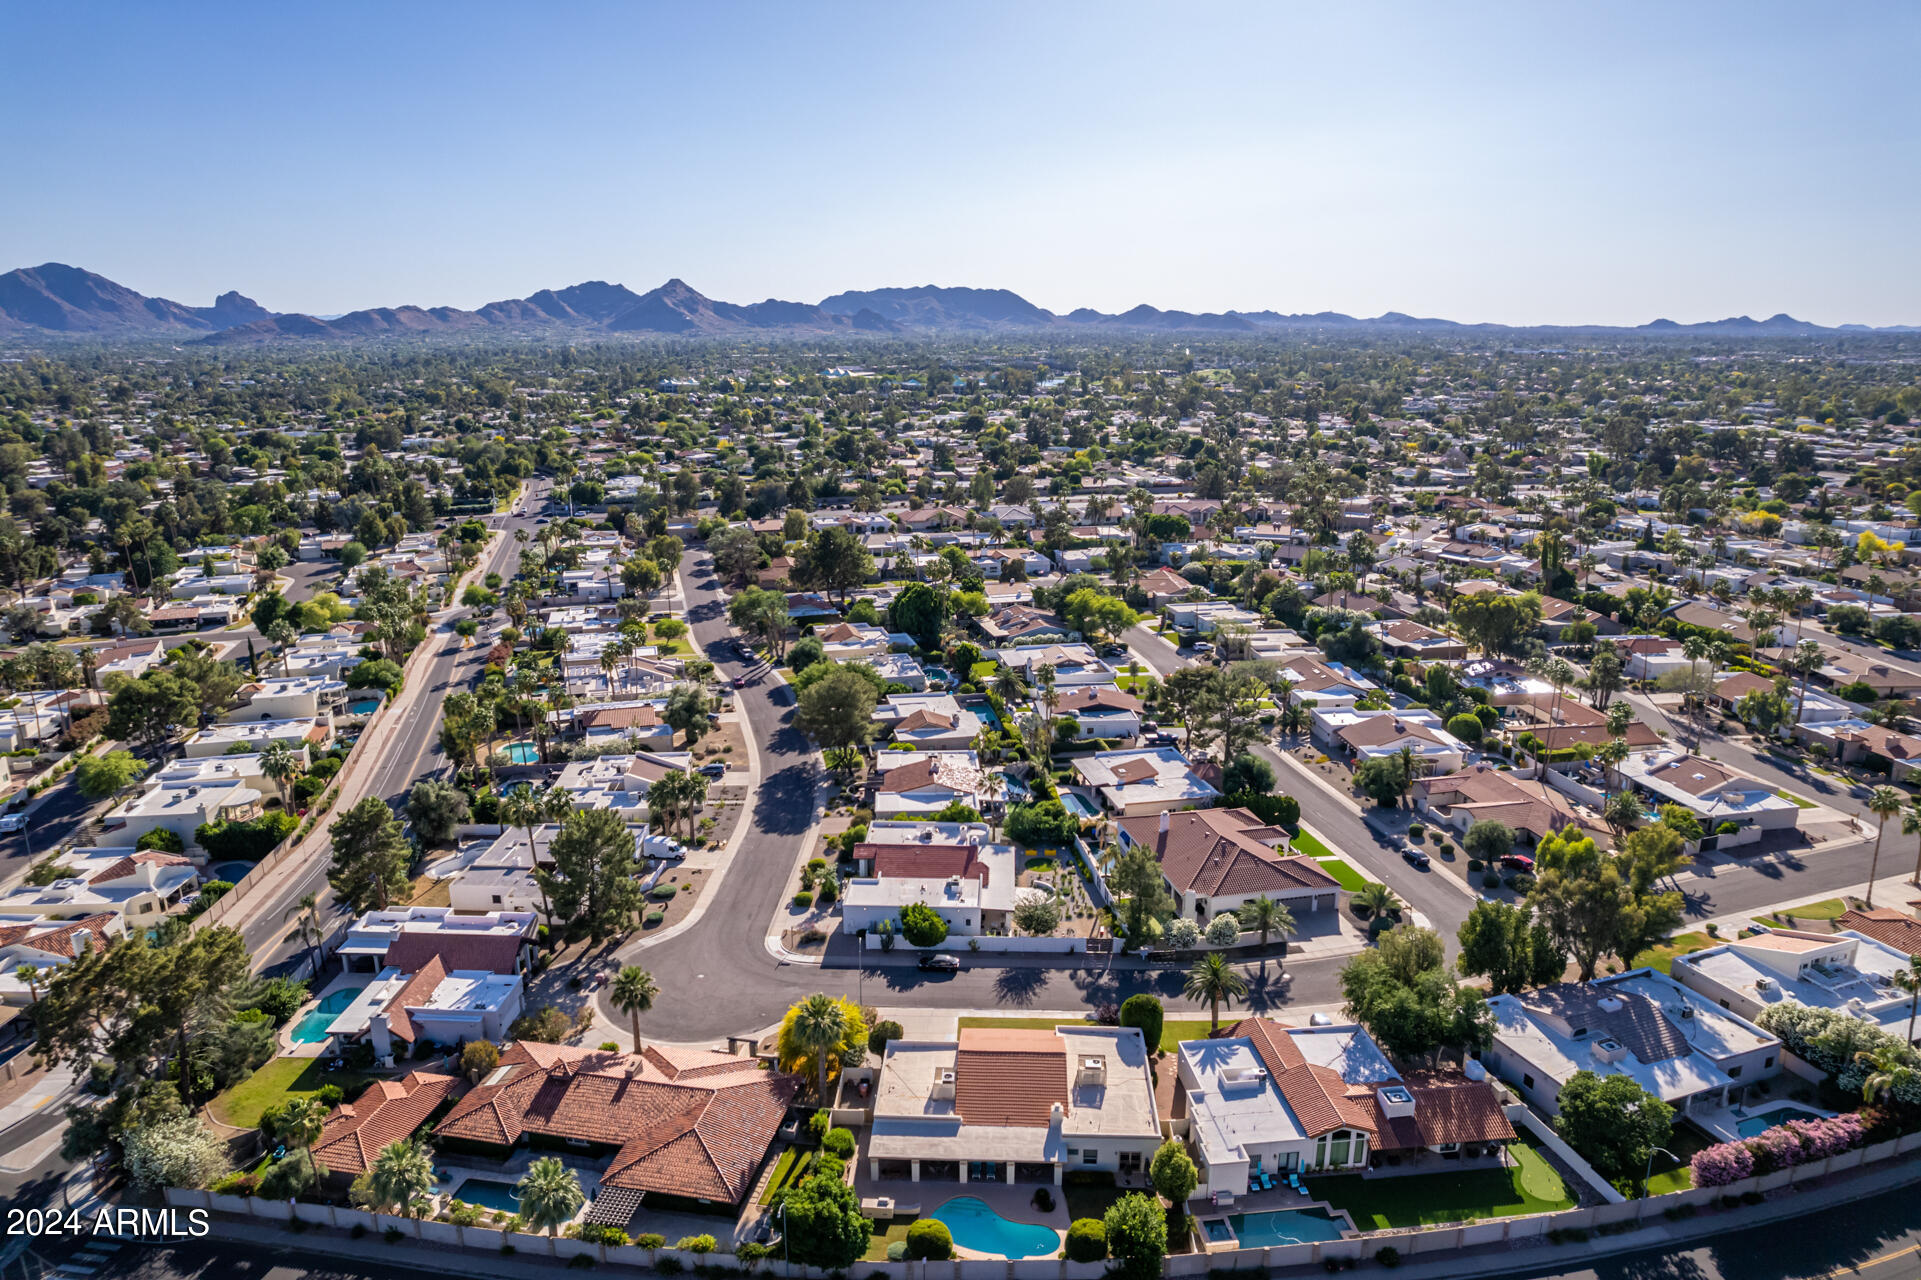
1690,1142,1753,1187
1687,1113,1866,1187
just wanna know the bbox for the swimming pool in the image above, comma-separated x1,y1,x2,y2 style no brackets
1059,792,1099,819
1736,1104,1828,1138
347,698,383,715
929,1197,1060,1258
504,742,540,764
205,861,255,885
289,986,364,1044
1228,1208,1348,1247
450,1176,523,1214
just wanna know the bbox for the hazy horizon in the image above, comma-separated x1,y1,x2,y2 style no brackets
6,1,1918,327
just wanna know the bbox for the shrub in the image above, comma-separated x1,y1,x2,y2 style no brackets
313,1084,344,1107
650,883,679,900
676,1235,717,1253
1375,1247,1401,1268
868,1019,904,1054
898,901,948,947
822,1127,857,1159
1164,918,1202,949
1481,871,1501,889
1206,913,1242,946
636,1234,667,1249
137,827,186,853
1467,858,1484,872
1065,1218,1108,1262
1119,994,1164,1053
792,890,814,909
905,1219,953,1261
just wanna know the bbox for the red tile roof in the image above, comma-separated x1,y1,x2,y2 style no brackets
954,1028,1069,1127
434,1041,797,1203
380,955,448,1045
1117,809,1340,900
313,1071,466,1176
383,929,525,977
867,845,990,886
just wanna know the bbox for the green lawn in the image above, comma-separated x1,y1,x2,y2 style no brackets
1775,789,1818,810
209,1056,375,1130
758,1148,816,1205
1752,897,1849,929
1630,931,1714,974
1644,1123,1713,1195
959,1014,1220,1054
1306,1133,1574,1229
1314,857,1368,892
1290,830,1337,861
1063,1178,1128,1224
970,661,1000,681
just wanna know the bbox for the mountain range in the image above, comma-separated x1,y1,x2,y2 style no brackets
0,263,1913,342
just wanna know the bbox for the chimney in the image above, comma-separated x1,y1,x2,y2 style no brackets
1159,810,1170,834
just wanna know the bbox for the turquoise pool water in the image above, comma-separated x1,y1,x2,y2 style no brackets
929,1197,1059,1258
289,987,364,1044
451,1177,523,1214
1059,792,1099,819
347,698,382,715
1736,1105,1823,1138
206,861,255,885
505,742,539,764
1228,1208,1347,1247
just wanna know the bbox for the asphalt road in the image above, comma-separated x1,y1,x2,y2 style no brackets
238,484,552,972
595,554,1348,1045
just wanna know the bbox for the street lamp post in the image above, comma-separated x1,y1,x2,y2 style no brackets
1642,1145,1679,1198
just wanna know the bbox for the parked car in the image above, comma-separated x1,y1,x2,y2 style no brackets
1499,854,1535,872
1401,845,1431,869
917,954,961,972
1147,732,1179,747
1192,641,1215,654
697,762,726,778
0,813,25,834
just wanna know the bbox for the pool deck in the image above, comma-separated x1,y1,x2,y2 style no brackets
848,1171,1068,1260
279,974,371,1057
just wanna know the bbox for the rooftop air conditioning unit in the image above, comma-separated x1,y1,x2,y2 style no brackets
1679,1006,1696,1019
1754,976,1773,992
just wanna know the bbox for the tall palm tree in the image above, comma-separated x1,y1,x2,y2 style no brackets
1183,953,1248,1033
275,1096,327,1150
610,966,659,1053
1236,896,1295,953
789,993,847,1103
980,769,1007,842
14,963,42,1005
284,891,325,979
1856,1046,1918,1106
1791,639,1825,726
367,1138,435,1218
261,740,303,810
1594,738,1631,799
1888,959,1921,1046
515,1156,584,1236
1867,785,1907,907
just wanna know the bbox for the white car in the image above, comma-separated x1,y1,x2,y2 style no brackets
0,813,26,834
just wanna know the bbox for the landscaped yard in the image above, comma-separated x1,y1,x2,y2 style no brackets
1290,830,1337,862
1752,897,1849,929
1062,1176,1128,1224
1775,789,1818,810
759,1147,816,1205
1630,931,1714,975
863,1215,920,1261
1306,1133,1574,1228
958,1015,1220,1054
1314,857,1368,892
1645,1122,1714,1195
208,1056,375,1130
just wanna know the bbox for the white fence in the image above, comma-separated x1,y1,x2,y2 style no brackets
169,1129,1921,1277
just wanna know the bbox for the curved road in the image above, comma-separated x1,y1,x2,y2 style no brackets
601,551,1350,1044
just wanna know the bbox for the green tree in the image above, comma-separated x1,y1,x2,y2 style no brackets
260,740,304,809
405,779,471,845
794,665,877,768
1149,1139,1198,1204
326,796,412,913
1554,1071,1673,1191
1063,587,1141,644
1463,819,1513,864
1237,896,1296,949
74,749,145,800
539,808,645,943
105,670,201,746
779,1167,870,1269
787,993,856,1102
1456,900,1565,995
794,527,875,607
708,526,763,585
1866,785,1907,907
888,581,948,650
898,901,948,948
516,1156,585,1235
1103,1192,1169,1280
1109,840,1175,946
662,681,713,748
1339,925,1492,1063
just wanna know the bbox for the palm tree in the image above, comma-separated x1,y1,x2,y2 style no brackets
261,740,303,810
515,1156,584,1236
367,1138,435,1218
1790,639,1824,726
980,769,1007,842
1889,959,1921,1046
610,966,658,1053
14,963,42,1004
1352,882,1403,920
1236,896,1295,953
1856,1046,1918,1106
284,891,325,979
1867,785,1906,908
501,787,568,922
789,993,847,1103
1183,953,1248,1033
275,1096,327,1151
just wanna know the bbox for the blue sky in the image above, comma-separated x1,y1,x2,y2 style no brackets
5,2,1918,325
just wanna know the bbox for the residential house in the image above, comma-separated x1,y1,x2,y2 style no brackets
1315,709,1466,776
840,842,1019,937
1115,807,1341,923
865,1026,1162,1186
1673,928,1921,1046
1615,750,1801,847
995,644,1118,687
876,694,984,750
312,1072,468,1184
1369,620,1467,662
1045,685,1145,743
1483,970,1780,1117
0,849,198,924
872,751,986,817
1177,1017,1513,1196
977,605,1077,646
1414,765,1592,847
333,906,539,976
317,956,525,1064
1075,747,1223,817
0,913,126,1005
